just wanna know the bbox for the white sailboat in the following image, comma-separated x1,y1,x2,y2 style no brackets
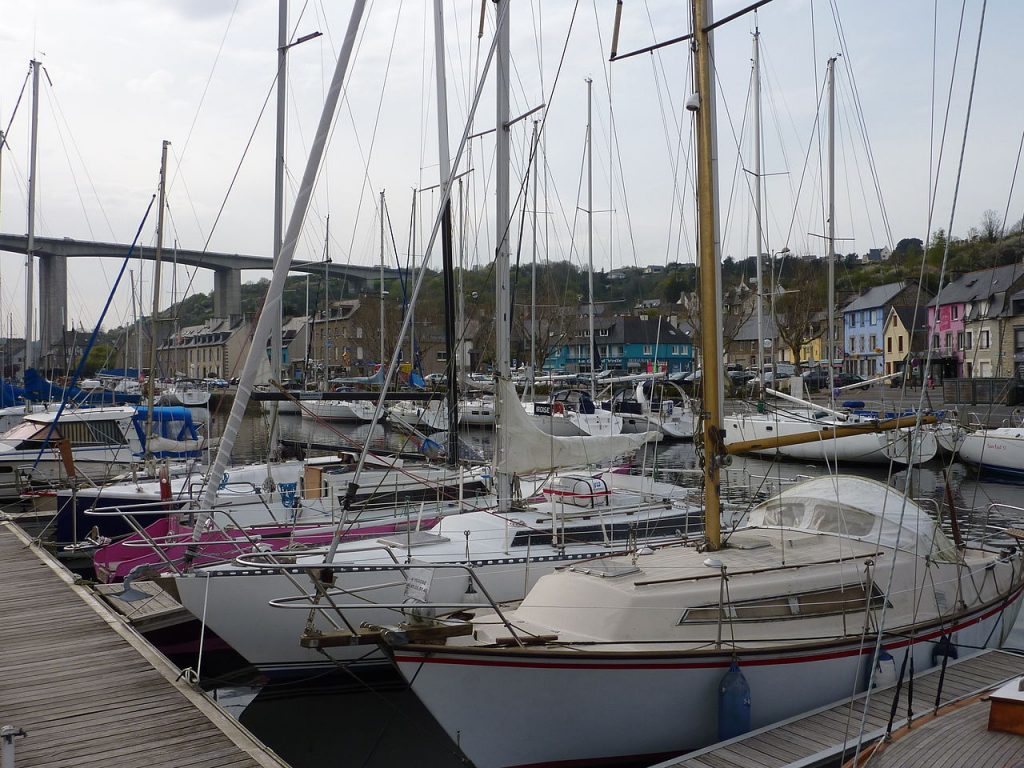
168,1,679,676
383,6,1024,768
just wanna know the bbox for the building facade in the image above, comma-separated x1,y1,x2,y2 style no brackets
927,264,1024,380
883,305,928,382
843,281,927,377
546,314,694,374
158,317,252,380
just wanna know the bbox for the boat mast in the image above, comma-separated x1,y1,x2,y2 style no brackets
530,118,539,402
24,60,40,375
145,140,169,460
494,0,513,513
586,77,596,400
433,0,460,454
379,189,386,365
199,1,366,511
693,0,724,549
826,56,836,393
268,0,288,451
323,215,330,386
752,30,765,391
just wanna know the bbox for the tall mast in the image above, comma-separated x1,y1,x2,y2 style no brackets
268,0,288,450
826,56,837,392
323,215,330,385
379,190,386,365
494,0,512,513
146,140,170,459
433,0,460,454
24,60,40,374
200,0,366,511
530,119,539,402
409,191,417,367
586,77,596,399
693,0,723,550
752,30,765,390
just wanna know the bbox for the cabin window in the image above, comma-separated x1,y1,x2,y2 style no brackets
761,501,804,528
680,584,886,624
61,420,127,446
807,502,875,537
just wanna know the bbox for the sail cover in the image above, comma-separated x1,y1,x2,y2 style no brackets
496,378,656,475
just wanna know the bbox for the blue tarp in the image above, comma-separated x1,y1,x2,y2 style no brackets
0,380,26,408
23,368,141,405
96,368,141,380
130,406,204,459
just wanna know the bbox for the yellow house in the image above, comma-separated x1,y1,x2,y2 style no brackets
883,305,928,380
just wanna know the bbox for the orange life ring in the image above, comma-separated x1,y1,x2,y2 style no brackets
552,401,565,416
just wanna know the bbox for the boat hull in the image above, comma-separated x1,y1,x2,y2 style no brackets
394,592,1024,768
957,429,1024,478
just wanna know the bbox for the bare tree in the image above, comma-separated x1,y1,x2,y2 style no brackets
773,261,827,372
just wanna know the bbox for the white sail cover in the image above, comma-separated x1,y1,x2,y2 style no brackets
497,379,656,475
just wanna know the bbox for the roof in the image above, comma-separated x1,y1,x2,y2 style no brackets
929,264,1024,307
888,304,928,331
843,281,908,313
731,314,777,342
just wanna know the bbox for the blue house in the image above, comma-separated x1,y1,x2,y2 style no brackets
842,281,927,377
546,314,694,374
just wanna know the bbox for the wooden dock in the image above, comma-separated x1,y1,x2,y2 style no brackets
0,522,289,768
654,648,1024,768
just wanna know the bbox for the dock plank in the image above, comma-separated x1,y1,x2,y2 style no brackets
658,648,1024,768
0,523,287,768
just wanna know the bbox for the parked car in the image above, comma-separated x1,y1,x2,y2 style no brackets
204,377,229,388
424,372,447,387
801,369,832,389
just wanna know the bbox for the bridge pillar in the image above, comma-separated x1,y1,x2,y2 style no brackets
213,267,242,322
38,253,67,370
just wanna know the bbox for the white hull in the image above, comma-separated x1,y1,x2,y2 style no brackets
458,398,495,426
394,600,1022,768
158,387,211,407
301,400,362,421
726,411,938,465
173,474,699,673
957,427,1024,477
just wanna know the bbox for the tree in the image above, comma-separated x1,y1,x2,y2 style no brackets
981,209,1002,242
773,261,827,372
891,237,923,264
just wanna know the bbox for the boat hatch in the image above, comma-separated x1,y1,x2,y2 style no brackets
568,561,641,579
679,583,886,624
376,531,450,548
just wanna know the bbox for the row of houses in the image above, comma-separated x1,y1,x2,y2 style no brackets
720,263,1024,383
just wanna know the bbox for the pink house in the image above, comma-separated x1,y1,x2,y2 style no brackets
927,264,1024,380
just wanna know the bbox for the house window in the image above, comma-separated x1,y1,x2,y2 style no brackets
598,328,610,337
898,335,904,353
437,350,448,362
858,337,865,352
952,305,959,320
849,336,855,353
643,345,654,355
887,337,892,353
933,334,940,350
869,335,877,352
945,332,952,351
1015,327,1024,355
980,330,991,349
964,331,972,350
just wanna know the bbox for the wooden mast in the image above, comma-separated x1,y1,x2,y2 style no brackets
693,0,724,550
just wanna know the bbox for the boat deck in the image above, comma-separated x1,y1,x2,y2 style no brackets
854,693,1024,767
655,648,1024,768
0,522,287,768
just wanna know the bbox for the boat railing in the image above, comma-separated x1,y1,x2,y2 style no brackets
237,554,526,646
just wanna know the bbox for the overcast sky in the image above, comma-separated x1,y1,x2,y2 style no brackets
1,1,1020,335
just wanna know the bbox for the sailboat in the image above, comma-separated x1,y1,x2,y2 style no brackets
381,5,1024,768
723,47,936,466
162,0,714,677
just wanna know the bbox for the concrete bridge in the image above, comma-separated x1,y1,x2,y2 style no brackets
0,233,403,361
